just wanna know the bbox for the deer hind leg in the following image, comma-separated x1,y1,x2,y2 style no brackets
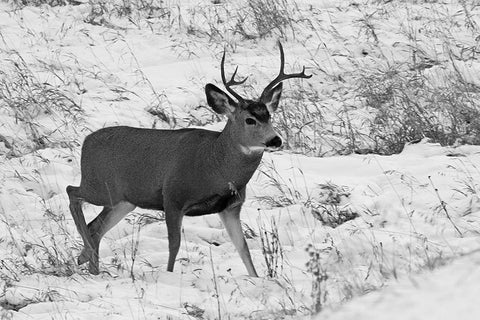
67,185,100,274
76,206,112,268
219,205,259,277
78,201,136,274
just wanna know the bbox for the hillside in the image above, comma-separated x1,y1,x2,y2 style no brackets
1,0,480,319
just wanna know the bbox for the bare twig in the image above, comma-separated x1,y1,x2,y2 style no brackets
209,246,222,320
428,176,463,237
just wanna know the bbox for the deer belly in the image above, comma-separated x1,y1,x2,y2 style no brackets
183,193,237,216
124,186,164,210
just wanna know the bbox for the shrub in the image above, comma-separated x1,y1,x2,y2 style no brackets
0,51,83,156
357,66,480,154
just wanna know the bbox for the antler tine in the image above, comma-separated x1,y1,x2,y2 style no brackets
260,41,312,101
221,50,248,102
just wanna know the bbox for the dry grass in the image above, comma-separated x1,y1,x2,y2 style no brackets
1,1,480,318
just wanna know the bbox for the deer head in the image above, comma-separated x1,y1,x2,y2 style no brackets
205,42,312,153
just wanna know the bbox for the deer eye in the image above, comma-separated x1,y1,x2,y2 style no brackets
245,118,257,125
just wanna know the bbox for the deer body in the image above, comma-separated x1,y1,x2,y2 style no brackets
67,42,310,276
76,125,260,212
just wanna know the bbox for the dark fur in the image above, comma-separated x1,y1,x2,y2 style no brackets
244,101,270,123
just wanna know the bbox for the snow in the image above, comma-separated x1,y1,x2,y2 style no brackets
1,0,480,319
320,251,480,320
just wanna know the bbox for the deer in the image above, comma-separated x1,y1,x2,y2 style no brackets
67,42,311,277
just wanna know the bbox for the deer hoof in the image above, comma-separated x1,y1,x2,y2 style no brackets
88,260,100,275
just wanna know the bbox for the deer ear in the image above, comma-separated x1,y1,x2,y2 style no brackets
261,82,282,113
205,84,237,116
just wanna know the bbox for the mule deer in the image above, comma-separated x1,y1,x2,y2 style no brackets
67,42,311,276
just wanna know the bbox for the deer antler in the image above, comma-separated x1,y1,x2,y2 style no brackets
221,50,248,103
260,41,312,101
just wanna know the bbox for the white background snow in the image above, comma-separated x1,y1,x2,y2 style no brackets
1,0,480,319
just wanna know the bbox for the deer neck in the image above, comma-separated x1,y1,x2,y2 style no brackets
212,120,263,189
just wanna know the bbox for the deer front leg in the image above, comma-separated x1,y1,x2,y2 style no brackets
165,206,184,272
219,204,258,277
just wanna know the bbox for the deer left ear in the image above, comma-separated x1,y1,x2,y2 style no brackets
205,83,237,116
261,82,283,113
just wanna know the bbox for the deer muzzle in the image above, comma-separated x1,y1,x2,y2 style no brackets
265,135,282,148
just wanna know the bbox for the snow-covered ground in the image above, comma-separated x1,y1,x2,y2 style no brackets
1,0,480,319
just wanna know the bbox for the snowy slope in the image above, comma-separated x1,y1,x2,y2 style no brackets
1,0,480,319
320,251,480,320
2,141,479,319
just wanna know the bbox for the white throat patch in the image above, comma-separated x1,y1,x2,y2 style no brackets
239,145,265,155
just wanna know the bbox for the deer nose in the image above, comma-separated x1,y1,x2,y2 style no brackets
266,136,282,148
